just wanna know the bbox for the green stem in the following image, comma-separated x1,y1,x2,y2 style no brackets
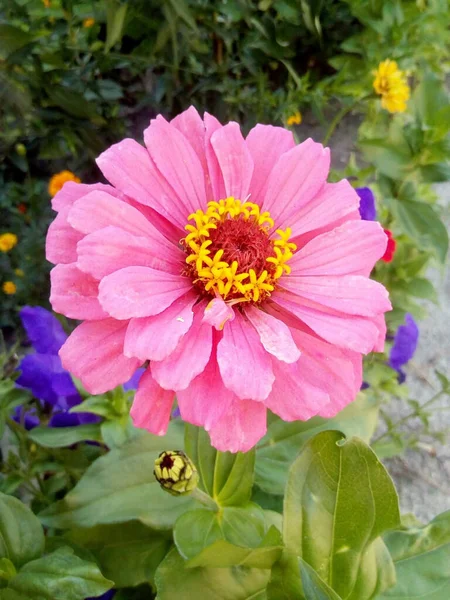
372,391,443,444
191,488,219,512
323,95,369,146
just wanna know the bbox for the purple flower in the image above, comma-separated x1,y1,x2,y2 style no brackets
14,306,98,429
356,187,377,221
123,367,144,391
388,314,419,383
86,591,115,600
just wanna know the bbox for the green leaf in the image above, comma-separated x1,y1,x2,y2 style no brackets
46,88,104,123
68,522,170,588
391,199,448,263
186,527,283,569
28,424,102,448
105,0,128,52
38,424,194,530
255,395,379,495
0,493,44,568
0,558,17,582
70,396,114,418
0,25,33,60
185,425,255,506
6,547,113,600
101,417,137,449
412,73,450,130
378,511,450,599
167,0,198,31
299,558,343,600
154,547,270,599
174,504,270,565
359,140,411,180
283,431,400,599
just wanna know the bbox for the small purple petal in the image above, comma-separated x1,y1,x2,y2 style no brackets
360,382,370,390
86,590,115,600
12,406,40,430
172,406,181,418
388,314,419,379
356,187,377,221
48,411,100,427
16,354,80,409
20,306,67,355
123,367,145,391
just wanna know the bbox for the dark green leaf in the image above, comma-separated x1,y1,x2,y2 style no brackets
167,0,198,31
0,26,34,60
391,199,448,263
39,424,194,530
283,431,400,599
378,511,450,599
6,547,113,600
185,425,255,506
255,395,379,495
154,547,269,599
0,493,44,568
28,424,102,448
69,522,170,588
46,88,103,123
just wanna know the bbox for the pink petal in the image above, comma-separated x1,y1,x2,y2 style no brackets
52,181,119,212
217,313,274,401
288,180,360,238
96,138,187,229
76,226,181,280
151,304,213,391
272,291,379,354
290,327,362,417
59,319,141,394
246,124,295,203
50,264,107,320
130,369,175,436
204,112,226,201
68,190,163,240
144,115,207,217
46,206,83,265
280,275,391,317
202,298,235,330
262,138,330,228
171,106,213,201
124,292,197,362
289,220,388,277
99,266,192,320
372,314,387,352
177,341,233,430
245,306,300,363
264,358,330,421
208,396,267,453
210,122,254,200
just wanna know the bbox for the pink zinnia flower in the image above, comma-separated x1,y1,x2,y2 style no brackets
46,107,391,452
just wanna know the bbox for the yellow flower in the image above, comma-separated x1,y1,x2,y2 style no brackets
83,18,95,28
0,233,18,253
3,282,17,295
48,170,81,197
373,59,410,114
15,269,24,277
287,111,302,126
42,0,51,7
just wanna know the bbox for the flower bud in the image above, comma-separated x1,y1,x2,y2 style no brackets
15,143,27,156
154,450,199,496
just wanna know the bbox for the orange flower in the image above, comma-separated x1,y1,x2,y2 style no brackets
18,203,27,214
83,18,95,28
48,170,81,197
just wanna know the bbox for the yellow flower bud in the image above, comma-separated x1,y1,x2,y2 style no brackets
154,450,199,496
15,143,27,156
287,111,302,126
